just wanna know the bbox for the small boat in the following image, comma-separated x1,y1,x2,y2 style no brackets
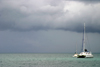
73,53,78,57
77,23,93,58
73,43,78,57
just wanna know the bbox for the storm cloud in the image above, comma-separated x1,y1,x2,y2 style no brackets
0,0,100,33
0,0,100,53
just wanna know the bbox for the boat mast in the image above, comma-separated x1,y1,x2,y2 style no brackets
83,23,85,52
76,42,77,53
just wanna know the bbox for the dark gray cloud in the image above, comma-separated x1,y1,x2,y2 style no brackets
0,0,100,33
79,0,100,4
67,0,100,3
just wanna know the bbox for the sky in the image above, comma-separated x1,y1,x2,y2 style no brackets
0,0,100,53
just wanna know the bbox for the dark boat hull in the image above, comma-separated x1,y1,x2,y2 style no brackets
77,55,86,58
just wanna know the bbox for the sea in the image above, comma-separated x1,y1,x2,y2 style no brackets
0,53,100,67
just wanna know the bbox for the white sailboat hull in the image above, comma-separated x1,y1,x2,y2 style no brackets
85,54,93,58
78,52,93,58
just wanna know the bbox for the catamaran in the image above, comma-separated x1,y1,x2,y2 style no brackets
77,23,93,58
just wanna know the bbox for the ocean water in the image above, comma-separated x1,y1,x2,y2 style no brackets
0,53,100,67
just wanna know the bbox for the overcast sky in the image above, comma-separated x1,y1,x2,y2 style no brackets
0,0,100,53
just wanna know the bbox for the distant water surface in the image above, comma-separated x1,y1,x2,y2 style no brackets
0,53,100,67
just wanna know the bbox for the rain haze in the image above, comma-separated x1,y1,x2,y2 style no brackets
0,0,100,53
